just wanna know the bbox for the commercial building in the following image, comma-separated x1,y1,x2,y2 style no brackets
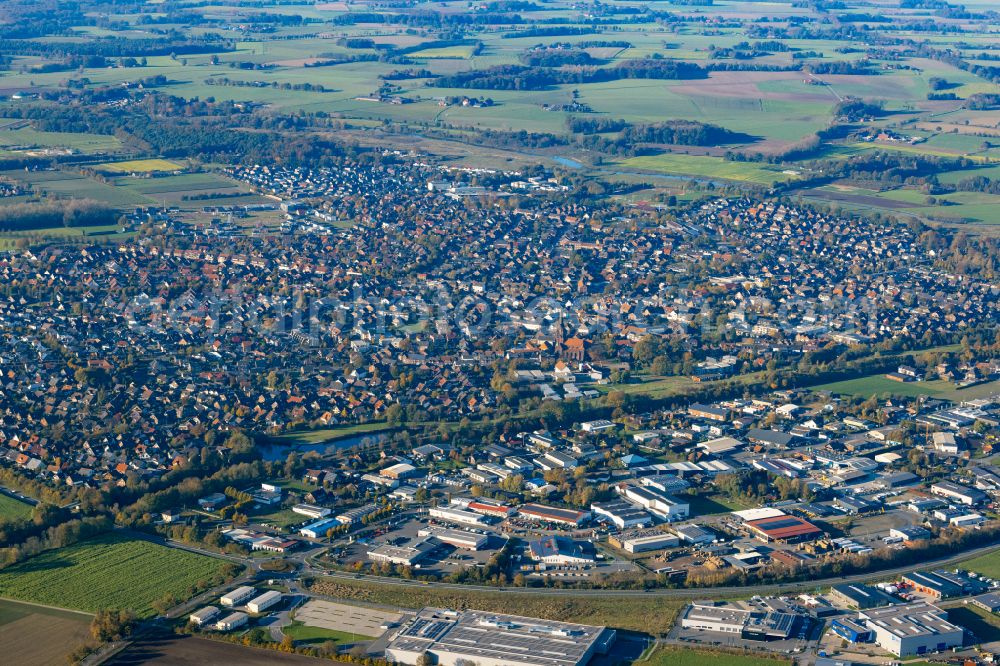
299,517,341,539
292,503,331,519
591,500,651,529
381,463,419,480
383,607,615,666
368,537,438,566
680,602,801,641
189,606,220,626
610,529,680,553
220,586,255,607
215,611,249,632
890,526,931,542
528,536,597,566
517,503,590,527
744,514,823,543
680,602,749,635
930,481,986,506
858,603,963,657
336,504,379,525
417,526,489,551
688,404,730,422
673,524,715,544
829,617,873,643
902,571,964,600
971,592,1000,614
429,506,488,527
467,500,514,518
247,590,282,614
830,584,897,610
619,485,689,522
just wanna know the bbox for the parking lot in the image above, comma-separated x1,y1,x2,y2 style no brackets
294,600,402,639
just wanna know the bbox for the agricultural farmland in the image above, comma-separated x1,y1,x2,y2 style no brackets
0,600,92,666
0,533,235,617
96,158,186,173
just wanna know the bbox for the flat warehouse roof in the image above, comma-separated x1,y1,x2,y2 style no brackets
385,608,611,666
746,515,822,539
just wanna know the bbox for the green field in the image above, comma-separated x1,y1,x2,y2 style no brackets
644,647,790,666
618,153,797,184
944,605,1000,643
813,374,1000,401
96,158,185,173
0,494,33,522
283,620,374,645
0,127,122,154
309,577,686,634
959,549,1000,579
0,532,233,617
686,493,751,515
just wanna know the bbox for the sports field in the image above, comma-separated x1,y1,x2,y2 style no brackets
0,532,233,617
0,493,33,521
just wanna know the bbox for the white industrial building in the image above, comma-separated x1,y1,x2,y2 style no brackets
590,499,652,529
247,590,282,613
619,484,689,522
215,611,249,632
417,526,489,550
681,602,750,634
292,503,331,519
368,537,438,566
189,606,220,626
614,530,680,553
858,602,963,657
219,586,255,607
215,613,249,631
429,506,487,526
383,607,615,666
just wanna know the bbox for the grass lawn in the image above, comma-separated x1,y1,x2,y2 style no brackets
0,532,233,617
0,494,33,522
412,45,475,59
309,577,686,634
945,605,1000,643
813,374,1000,401
958,549,1000,579
644,647,791,666
686,493,750,515
618,153,797,185
273,421,395,444
283,620,374,645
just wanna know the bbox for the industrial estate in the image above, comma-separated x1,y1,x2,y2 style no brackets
0,0,998,666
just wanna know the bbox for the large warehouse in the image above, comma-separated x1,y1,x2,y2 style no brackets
858,602,963,657
383,608,615,666
744,514,823,543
